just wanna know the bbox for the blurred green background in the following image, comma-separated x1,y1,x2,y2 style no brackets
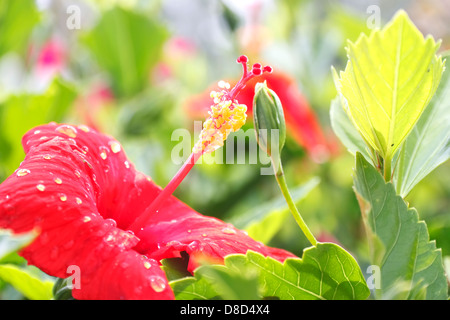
0,0,449,298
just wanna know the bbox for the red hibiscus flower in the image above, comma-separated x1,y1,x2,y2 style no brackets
0,122,295,300
185,71,333,162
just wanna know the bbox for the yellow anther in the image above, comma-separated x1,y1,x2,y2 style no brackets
193,91,247,155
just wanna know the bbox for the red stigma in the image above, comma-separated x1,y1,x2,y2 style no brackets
228,55,273,100
237,55,248,63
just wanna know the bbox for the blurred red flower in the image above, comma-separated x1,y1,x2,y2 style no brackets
0,123,295,300
185,71,334,162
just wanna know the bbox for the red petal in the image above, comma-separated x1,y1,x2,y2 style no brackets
0,122,295,299
0,123,172,299
133,196,296,272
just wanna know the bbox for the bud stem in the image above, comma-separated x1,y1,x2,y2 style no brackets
273,161,317,247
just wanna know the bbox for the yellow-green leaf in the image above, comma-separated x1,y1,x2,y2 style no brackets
333,10,444,170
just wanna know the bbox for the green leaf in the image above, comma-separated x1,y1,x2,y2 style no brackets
233,246,369,300
333,10,444,166
228,177,319,244
0,0,40,57
52,278,75,300
194,265,260,300
353,153,448,299
0,264,54,300
82,7,168,97
329,96,372,163
172,245,370,300
393,56,450,197
170,271,221,300
0,78,76,174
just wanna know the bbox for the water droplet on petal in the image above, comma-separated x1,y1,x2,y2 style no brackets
76,197,82,205
221,227,237,235
56,125,77,138
104,218,117,228
59,193,67,202
43,154,52,160
99,146,108,160
143,261,152,269
78,125,90,133
54,178,62,184
109,141,121,153
124,161,130,169
83,216,91,222
16,169,30,177
34,130,41,134
149,276,166,293
104,234,115,243
36,184,46,192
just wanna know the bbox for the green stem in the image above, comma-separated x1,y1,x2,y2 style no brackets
384,155,392,182
273,161,317,247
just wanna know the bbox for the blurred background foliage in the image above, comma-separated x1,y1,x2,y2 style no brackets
0,0,449,298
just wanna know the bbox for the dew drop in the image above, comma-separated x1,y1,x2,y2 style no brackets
43,154,52,160
54,177,62,184
124,161,130,169
76,197,82,205
16,169,30,177
34,130,41,134
59,193,67,202
149,276,166,293
221,227,237,235
104,234,115,243
105,218,117,228
78,125,90,133
56,125,77,138
143,261,152,269
109,141,121,153
99,146,108,160
36,184,46,192
83,216,91,223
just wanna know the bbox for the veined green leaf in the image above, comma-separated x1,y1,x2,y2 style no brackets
172,245,370,300
393,56,450,197
333,10,444,167
233,246,369,300
353,153,448,300
170,270,221,300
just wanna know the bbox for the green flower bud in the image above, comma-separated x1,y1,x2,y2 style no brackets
253,81,286,161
